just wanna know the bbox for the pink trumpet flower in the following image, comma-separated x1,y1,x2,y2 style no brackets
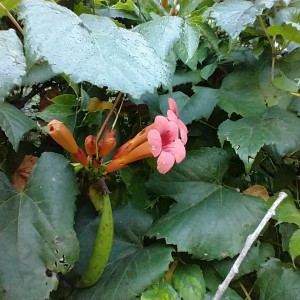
105,98,187,174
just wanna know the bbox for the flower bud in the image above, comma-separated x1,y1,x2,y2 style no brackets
98,129,117,158
85,135,97,156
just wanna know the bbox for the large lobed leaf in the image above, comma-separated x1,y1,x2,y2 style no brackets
218,107,300,172
0,153,79,300
210,0,275,39
19,0,173,98
147,148,266,260
0,29,26,101
71,204,173,300
256,258,300,300
0,102,36,151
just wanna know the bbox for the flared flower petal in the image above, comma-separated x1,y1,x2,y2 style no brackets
157,151,175,174
162,139,186,163
147,129,162,157
48,120,78,154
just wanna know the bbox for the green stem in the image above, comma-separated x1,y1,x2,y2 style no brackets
76,192,114,288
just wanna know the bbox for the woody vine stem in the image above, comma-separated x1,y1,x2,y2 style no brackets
213,192,288,300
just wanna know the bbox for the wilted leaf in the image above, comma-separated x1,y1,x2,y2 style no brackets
173,264,206,300
256,258,300,300
147,149,266,260
72,204,173,300
12,154,38,192
86,97,114,112
243,185,269,201
0,153,79,300
19,0,171,98
218,107,300,172
0,102,36,151
0,29,26,101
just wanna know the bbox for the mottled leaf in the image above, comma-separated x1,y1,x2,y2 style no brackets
173,264,206,300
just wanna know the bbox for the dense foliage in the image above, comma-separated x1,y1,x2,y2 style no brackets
1,0,300,299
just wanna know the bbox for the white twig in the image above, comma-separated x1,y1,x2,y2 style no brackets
213,191,288,300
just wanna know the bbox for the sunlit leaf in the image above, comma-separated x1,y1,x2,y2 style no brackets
0,0,20,17
0,153,79,300
141,281,180,300
243,185,269,201
268,24,300,44
0,29,26,101
289,229,300,261
20,0,171,98
86,97,114,112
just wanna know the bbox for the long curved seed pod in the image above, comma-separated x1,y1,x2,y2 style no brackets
76,189,113,288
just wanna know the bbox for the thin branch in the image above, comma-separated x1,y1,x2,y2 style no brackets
96,92,123,144
213,191,288,300
0,2,24,35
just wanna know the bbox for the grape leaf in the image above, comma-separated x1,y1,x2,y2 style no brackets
218,65,292,117
218,107,300,172
210,0,269,39
19,0,171,98
71,204,173,300
0,102,36,151
256,258,300,300
0,153,79,300
173,264,206,300
212,242,275,280
147,149,266,260
0,29,26,101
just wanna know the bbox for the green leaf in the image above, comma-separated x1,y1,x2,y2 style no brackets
173,264,206,300
274,7,300,30
133,16,183,60
0,29,26,101
212,242,275,280
267,24,300,44
172,70,202,86
0,152,79,300
147,149,266,260
269,193,300,227
72,204,173,300
0,0,20,17
210,0,266,39
0,102,36,151
279,223,298,252
273,76,299,92
218,107,300,172
174,21,201,65
20,0,170,98
218,65,292,117
256,258,300,300
200,62,217,80
159,87,219,124
289,229,300,260
141,281,181,300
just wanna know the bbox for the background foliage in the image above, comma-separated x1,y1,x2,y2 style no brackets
1,0,300,299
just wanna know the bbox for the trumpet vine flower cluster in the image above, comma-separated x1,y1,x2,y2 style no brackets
47,98,188,174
